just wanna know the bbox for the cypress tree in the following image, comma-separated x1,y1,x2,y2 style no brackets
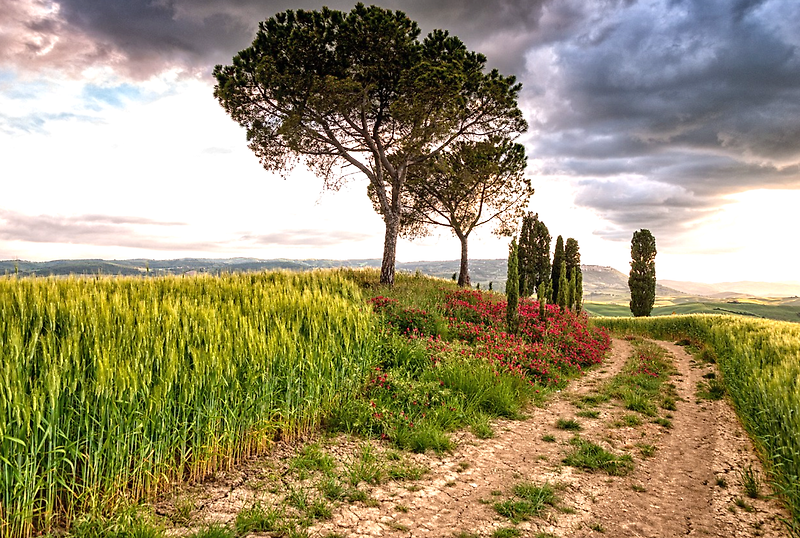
629,229,657,317
575,269,583,312
519,213,551,297
551,235,565,303
506,238,519,334
532,217,551,294
565,238,580,279
556,259,568,310
565,237,582,311
537,282,547,320
518,213,535,297
567,271,576,311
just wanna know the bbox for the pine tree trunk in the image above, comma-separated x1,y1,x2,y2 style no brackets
380,213,399,286
457,235,470,287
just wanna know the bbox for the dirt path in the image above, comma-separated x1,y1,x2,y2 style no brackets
168,338,791,537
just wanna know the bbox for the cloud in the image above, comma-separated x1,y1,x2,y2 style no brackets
0,210,196,250
240,229,372,247
3,0,800,247
0,111,99,134
1,0,554,78
522,0,800,239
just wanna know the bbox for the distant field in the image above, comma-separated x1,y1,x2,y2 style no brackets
583,298,800,323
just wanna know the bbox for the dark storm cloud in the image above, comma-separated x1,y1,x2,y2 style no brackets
3,0,800,242
2,0,555,77
522,0,800,238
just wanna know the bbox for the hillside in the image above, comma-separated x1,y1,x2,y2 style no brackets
660,279,800,298
4,257,798,301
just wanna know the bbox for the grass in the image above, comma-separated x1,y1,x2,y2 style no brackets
563,437,634,476
577,393,610,408
67,505,165,538
235,503,283,534
614,413,642,427
587,521,606,532
2,268,614,535
346,443,383,486
739,464,762,499
317,477,346,501
636,443,657,458
186,524,235,538
734,497,755,513
696,378,726,401
290,443,336,477
652,417,673,429
0,271,376,536
492,481,558,524
555,418,583,431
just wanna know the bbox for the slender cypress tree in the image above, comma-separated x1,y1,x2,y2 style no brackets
532,217,551,294
628,229,657,317
518,213,551,297
551,235,565,303
537,282,547,320
565,237,582,311
517,213,536,297
556,259,568,310
565,238,580,279
506,238,520,333
567,271,576,311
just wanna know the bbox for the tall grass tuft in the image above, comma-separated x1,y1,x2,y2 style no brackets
592,314,800,529
0,271,376,536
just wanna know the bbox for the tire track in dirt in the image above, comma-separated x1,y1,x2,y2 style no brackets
581,340,789,538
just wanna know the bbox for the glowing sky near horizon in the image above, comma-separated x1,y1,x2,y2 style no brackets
1,0,799,283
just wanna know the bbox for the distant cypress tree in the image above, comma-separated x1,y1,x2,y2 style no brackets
506,238,519,334
567,271,576,311
517,213,536,297
551,236,565,303
565,237,582,310
537,282,547,320
556,259,568,310
532,217,551,294
565,238,580,279
575,269,583,312
519,213,551,298
629,229,657,317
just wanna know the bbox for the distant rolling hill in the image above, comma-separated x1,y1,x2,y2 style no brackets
659,279,800,298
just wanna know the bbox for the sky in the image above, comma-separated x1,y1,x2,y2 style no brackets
1,0,799,283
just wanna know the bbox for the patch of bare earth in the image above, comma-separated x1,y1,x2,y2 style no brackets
162,338,791,537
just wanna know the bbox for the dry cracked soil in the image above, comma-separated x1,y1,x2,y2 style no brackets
161,338,792,538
